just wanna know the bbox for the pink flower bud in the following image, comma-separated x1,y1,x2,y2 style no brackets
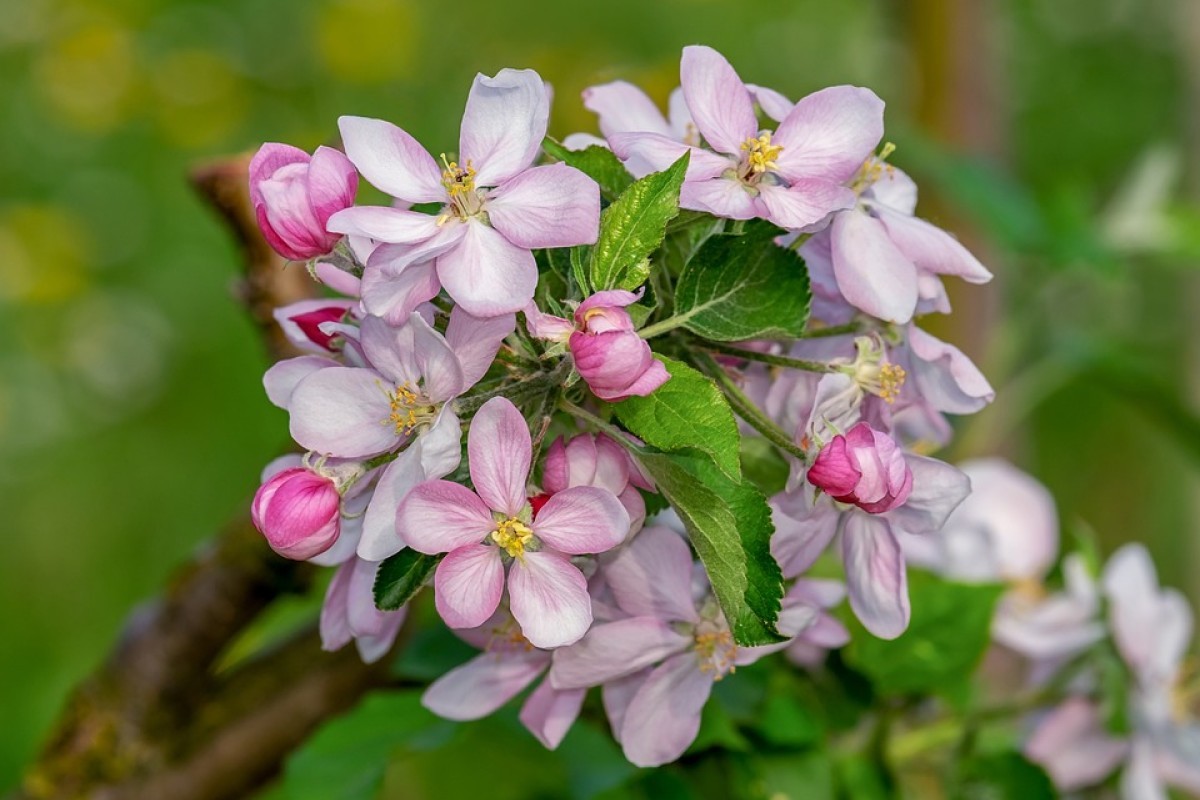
807,423,912,514
251,467,341,559
569,290,668,401
249,143,358,261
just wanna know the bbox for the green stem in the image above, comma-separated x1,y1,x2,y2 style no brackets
691,352,809,464
558,400,630,444
637,315,691,340
454,358,572,417
697,340,836,373
800,321,863,339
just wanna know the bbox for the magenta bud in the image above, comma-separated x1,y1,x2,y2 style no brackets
251,467,341,559
807,423,912,514
249,143,358,261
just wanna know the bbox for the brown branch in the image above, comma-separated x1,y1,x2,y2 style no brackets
15,154,401,800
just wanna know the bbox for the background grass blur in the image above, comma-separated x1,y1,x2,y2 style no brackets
1,0,1198,788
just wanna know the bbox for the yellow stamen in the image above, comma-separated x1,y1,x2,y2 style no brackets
440,153,477,197
850,142,898,194
877,363,906,405
385,382,434,435
492,517,535,559
486,617,534,654
694,629,737,679
740,132,783,174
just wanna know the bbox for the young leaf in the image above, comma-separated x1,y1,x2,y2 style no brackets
542,138,632,201
589,152,689,292
613,355,741,480
633,446,784,647
842,569,1002,696
374,549,442,611
673,219,811,341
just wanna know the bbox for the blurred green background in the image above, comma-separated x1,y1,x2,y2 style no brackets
2,0,1199,790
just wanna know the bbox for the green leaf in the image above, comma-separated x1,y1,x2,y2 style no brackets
672,219,811,341
633,446,783,646
842,570,1003,696
284,691,444,800
589,152,689,291
741,751,834,800
542,138,632,202
373,549,441,611
613,356,742,480
957,752,1056,800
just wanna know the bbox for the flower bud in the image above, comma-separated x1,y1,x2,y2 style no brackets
249,143,358,261
807,423,912,513
569,291,668,401
251,467,341,559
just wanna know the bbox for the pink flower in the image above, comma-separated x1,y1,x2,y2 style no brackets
251,466,341,560
422,610,585,749
609,46,883,230
320,557,407,663
807,423,913,514
526,289,669,401
542,431,654,534
327,69,601,317
783,579,852,668
799,161,992,324
396,397,630,648
549,526,810,766
249,143,357,262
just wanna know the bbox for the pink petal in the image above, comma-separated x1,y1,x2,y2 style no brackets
263,355,335,409
337,115,445,203
319,560,355,652
460,68,549,186
519,680,586,749
358,313,420,386
679,177,758,219
772,86,885,184
288,367,399,457
608,132,730,180
583,80,673,138
325,205,441,244
354,610,406,664
875,207,992,283
523,303,574,342
533,486,629,555
576,288,643,317
679,45,757,155
757,180,855,230
434,544,506,629
619,651,714,767
771,500,841,578
550,617,691,689
604,525,699,621
423,649,548,720
906,326,995,415
488,163,600,249
841,513,910,639
1103,544,1193,684
508,551,593,649
616,358,671,399
1024,698,1128,791
602,670,650,744
409,310,467,403
306,146,359,224
446,307,517,389
396,480,496,554
436,220,538,317
885,455,971,536
359,249,442,325
747,84,793,122
313,260,362,296
249,143,309,207
358,449,425,561
468,396,532,516
831,209,919,324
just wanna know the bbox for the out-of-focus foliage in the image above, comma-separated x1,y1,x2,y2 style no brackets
2,0,1198,793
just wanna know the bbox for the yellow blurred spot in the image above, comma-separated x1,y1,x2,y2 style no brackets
151,48,247,149
315,0,416,84
33,18,136,133
0,205,91,305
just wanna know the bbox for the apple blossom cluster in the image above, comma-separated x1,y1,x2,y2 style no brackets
243,44,1194,782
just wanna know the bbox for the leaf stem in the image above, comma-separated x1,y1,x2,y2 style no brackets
800,321,864,339
691,352,809,464
697,339,837,373
638,314,691,339
558,400,631,445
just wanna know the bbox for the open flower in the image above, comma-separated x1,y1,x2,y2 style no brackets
609,45,883,230
249,143,357,262
397,397,630,648
327,69,601,317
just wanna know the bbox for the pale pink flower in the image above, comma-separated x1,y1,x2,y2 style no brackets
609,46,883,230
327,69,601,317
396,398,630,648
783,579,852,668
525,289,669,401
542,431,653,536
799,161,992,324
549,526,811,766
249,143,357,261
320,557,406,664
422,609,585,749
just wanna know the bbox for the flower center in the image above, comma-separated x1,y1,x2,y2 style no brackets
739,132,783,179
849,142,896,195
842,335,906,405
485,617,534,655
384,382,437,435
694,626,737,679
439,154,486,222
491,517,535,559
